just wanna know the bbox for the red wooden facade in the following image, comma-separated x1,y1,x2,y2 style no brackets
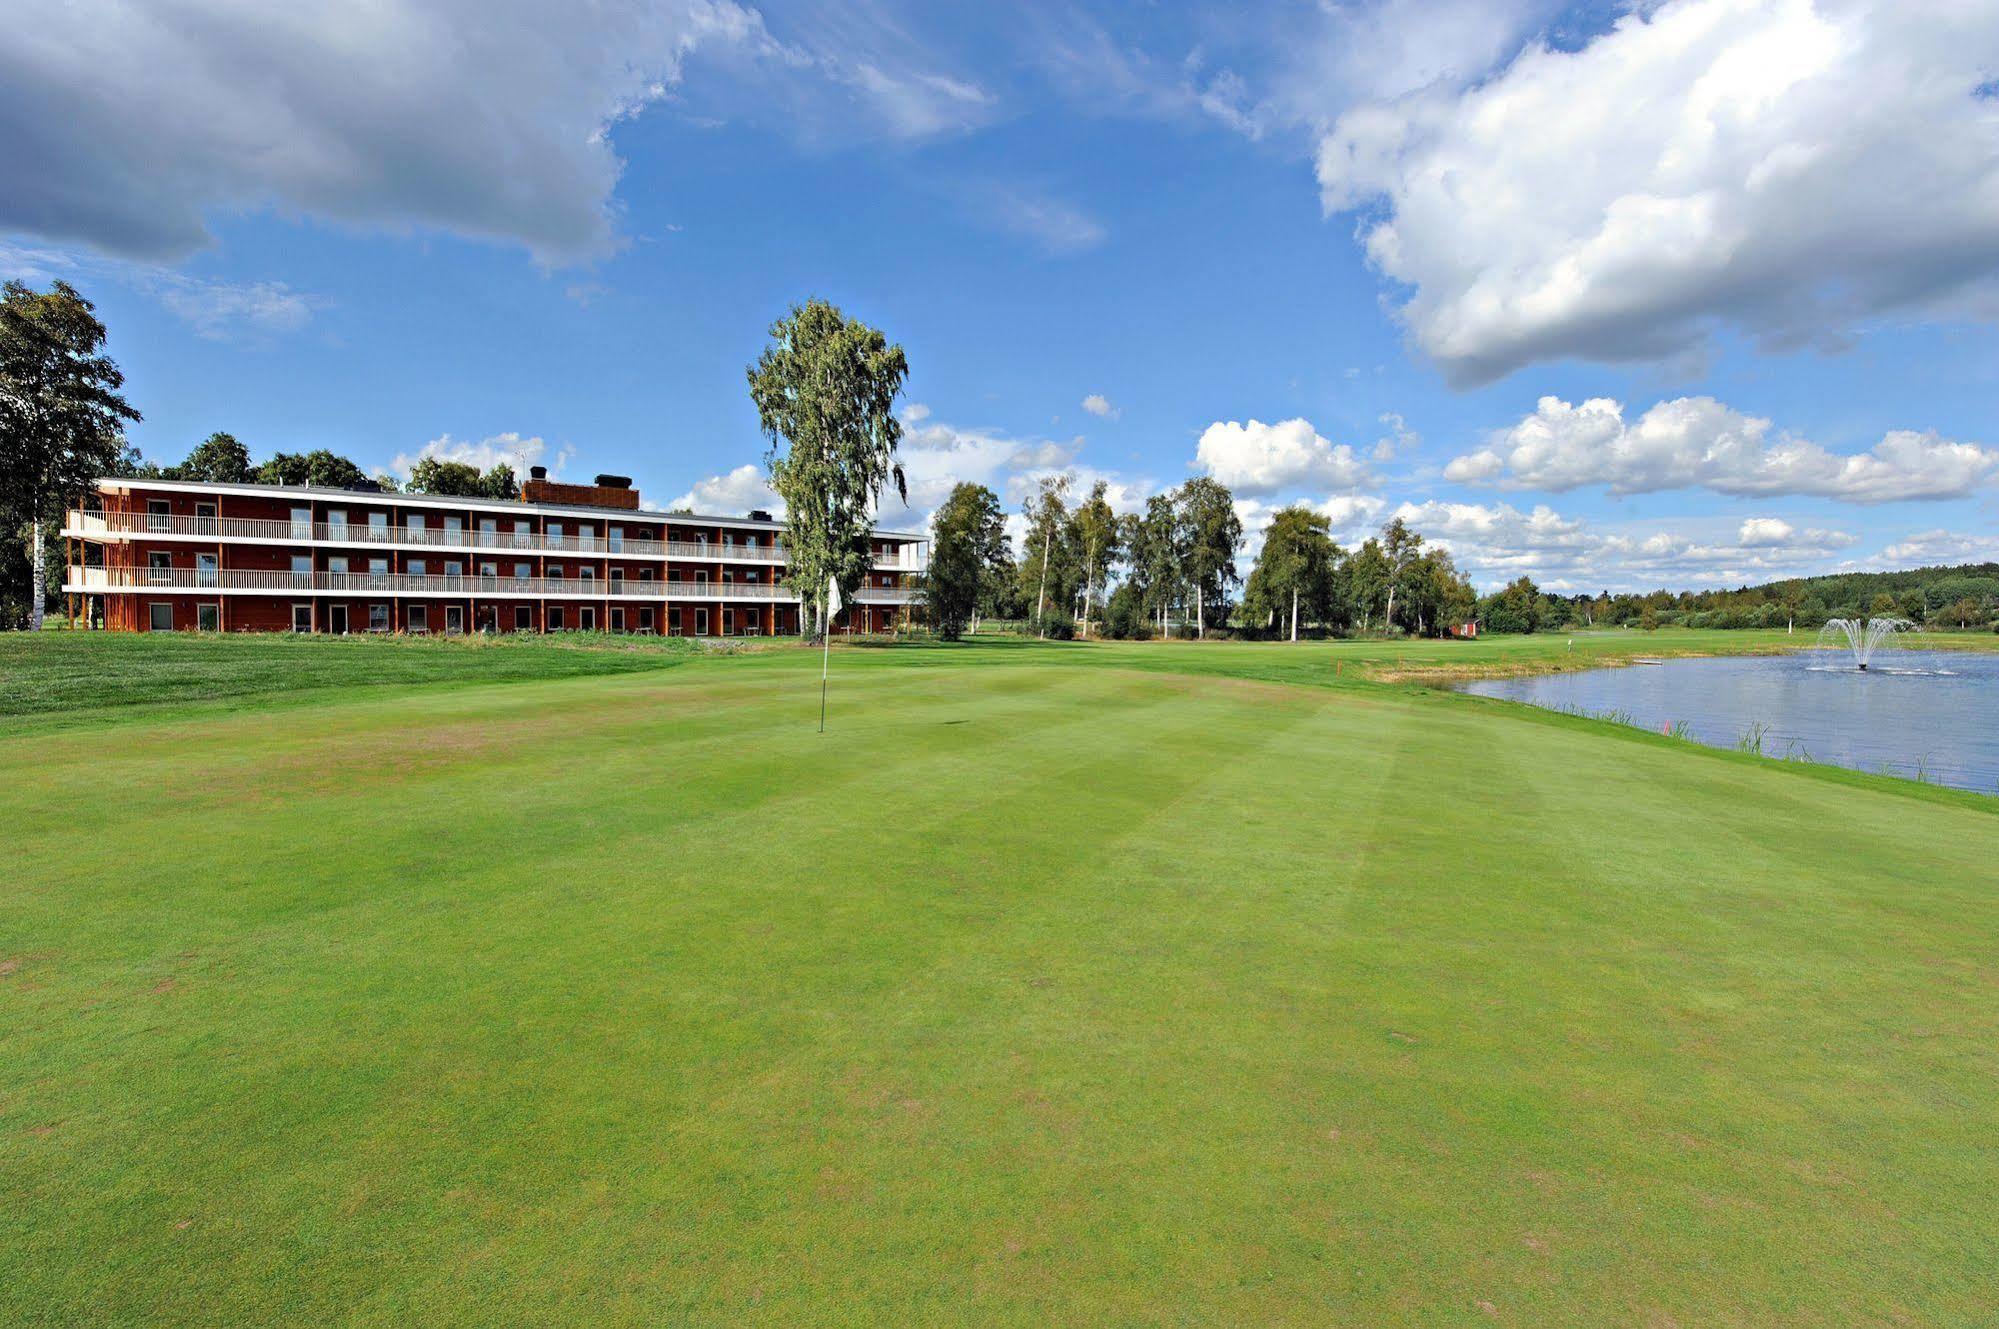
62,479,925,637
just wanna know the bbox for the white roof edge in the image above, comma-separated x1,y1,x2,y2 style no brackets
92,476,926,540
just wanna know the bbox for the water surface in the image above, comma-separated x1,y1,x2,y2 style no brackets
1458,650,1999,793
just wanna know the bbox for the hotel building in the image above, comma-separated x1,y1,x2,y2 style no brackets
60,470,925,636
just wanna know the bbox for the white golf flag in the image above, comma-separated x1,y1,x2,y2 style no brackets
827,574,844,621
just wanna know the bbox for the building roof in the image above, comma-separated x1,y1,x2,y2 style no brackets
93,476,926,541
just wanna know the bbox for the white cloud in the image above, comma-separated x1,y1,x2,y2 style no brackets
1317,0,1999,383
1872,529,1999,566
0,1,795,264
389,432,562,481
1387,497,1857,591
901,403,932,423
1446,395,1999,503
669,463,782,517
1,240,327,343
1196,417,1371,496
1082,393,1119,419
145,274,322,342
971,182,1107,254
1371,411,1419,462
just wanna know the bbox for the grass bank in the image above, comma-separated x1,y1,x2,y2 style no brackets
3,634,1996,1323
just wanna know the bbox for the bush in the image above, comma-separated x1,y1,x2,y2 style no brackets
1030,612,1075,641
1102,585,1151,640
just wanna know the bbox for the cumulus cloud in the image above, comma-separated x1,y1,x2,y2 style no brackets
389,432,567,482
1317,0,1999,383
1446,396,1999,503
1872,529,1999,566
1388,497,1856,590
1195,417,1370,496
0,0,985,264
1081,393,1119,419
669,463,783,517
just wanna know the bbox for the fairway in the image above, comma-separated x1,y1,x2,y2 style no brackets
5,639,1997,1325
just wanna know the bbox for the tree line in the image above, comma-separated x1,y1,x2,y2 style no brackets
926,481,1481,642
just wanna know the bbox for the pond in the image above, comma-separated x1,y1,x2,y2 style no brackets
1457,650,1999,794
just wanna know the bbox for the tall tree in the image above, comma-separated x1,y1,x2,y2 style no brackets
0,281,141,629
1017,474,1073,637
1344,538,1391,632
1128,493,1185,636
1244,505,1338,642
1068,479,1121,638
172,431,252,482
1379,516,1424,633
927,482,1008,640
1177,476,1242,638
256,449,381,489
405,456,518,499
748,300,908,636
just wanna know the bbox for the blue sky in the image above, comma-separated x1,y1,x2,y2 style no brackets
4,0,1997,590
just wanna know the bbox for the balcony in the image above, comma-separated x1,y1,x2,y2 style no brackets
63,565,920,604
61,510,831,564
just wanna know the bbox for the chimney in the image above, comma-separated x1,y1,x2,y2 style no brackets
529,465,548,480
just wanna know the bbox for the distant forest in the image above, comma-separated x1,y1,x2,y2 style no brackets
1525,563,1999,633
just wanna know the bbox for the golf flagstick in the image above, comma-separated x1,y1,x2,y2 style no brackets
820,573,842,734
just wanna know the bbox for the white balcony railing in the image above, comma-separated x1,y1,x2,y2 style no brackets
63,565,920,604
64,508,928,572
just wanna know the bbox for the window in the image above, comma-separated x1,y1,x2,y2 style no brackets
513,562,530,580
196,553,218,587
578,525,596,552
609,525,624,553
479,562,497,579
513,519,531,547
368,558,388,588
292,604,312,633
547,521,565,545
668,608,682,636
479,517,498,544
328,556,348,574
328,605,349,634
639,608,654,633
148,551,172,584
579,567,595,584
408,559,427,577
610,607,625,632
446,606,464,635
609,569,624,591
198,604,219,631
579,607,595,631
548,564,563,580
406,514,426,542
327,509,348,536
290,506,311,538
515,606,532,632
195,502,217,533
148,499,170,532
445,560,463,577
444,515,463,540
291,555,311,582
694,608,708,635
369,603,390,632
549,607,565,631
639,568,655,584
407,605,427,633
148,602,173,631
368,511,389,541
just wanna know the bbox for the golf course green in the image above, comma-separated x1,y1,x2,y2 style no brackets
4,631,1996,1325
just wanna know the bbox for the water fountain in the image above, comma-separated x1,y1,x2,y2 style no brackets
1815,617,1916,670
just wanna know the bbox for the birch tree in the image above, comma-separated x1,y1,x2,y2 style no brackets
748,300,908,637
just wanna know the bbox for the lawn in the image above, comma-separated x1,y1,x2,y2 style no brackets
4,633,1996,1325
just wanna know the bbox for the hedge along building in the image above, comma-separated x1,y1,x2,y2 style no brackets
60,469,925,636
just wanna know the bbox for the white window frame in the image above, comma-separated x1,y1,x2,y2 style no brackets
148,602,173,631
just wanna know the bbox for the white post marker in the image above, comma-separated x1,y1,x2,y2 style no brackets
820,573,844,734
